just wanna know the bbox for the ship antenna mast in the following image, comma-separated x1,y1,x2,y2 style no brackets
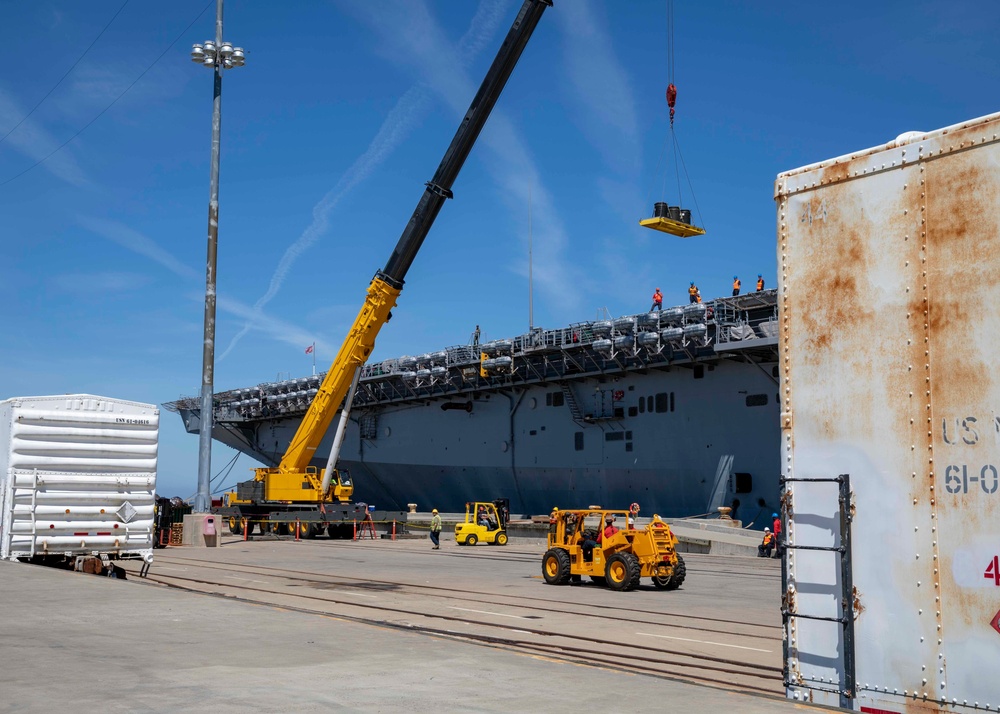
528,181,534,331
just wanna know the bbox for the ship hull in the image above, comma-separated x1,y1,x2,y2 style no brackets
180,358,779,522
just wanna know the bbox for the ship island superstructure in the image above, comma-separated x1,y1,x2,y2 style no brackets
166,290,780,521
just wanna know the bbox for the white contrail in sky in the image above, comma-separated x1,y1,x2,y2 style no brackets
218,86,431,361
219,1,509,361
0,85,89,187
343,0,587,316
79,216,200,280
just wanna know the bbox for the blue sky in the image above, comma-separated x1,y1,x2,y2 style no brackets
1,0,997,498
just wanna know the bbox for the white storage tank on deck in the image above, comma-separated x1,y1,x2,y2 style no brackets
0,394,158,564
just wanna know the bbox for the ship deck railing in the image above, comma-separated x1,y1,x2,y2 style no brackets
163,290,778,421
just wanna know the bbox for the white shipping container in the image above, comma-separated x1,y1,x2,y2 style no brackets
0,394,158,564
776,112,1000,712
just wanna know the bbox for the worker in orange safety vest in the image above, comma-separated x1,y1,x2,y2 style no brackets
688,282,699,304
756,274,765,291
732,275,741,296
757,528,775,558
650,288,663,311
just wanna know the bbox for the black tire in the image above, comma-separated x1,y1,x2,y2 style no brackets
542,548,572,585
466,534,478,546
228,516,242,536
494,532,508,546
605,552,641,591
653,556,687,591
589,575,607,585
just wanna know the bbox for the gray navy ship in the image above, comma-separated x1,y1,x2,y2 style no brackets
166,289,780,522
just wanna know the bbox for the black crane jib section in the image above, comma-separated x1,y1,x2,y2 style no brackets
378,0,552,289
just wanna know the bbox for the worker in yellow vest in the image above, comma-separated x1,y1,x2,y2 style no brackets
688,282,699,304
756,274,765,291
732,275,741,296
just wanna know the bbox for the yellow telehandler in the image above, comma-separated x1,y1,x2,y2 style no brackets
542,508,686,591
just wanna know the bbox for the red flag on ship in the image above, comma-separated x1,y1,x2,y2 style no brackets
305,344,314,354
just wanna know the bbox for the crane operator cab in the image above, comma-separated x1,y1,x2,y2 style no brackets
455,498,510,546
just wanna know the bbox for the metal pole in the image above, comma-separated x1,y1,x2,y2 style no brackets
838,474,856,708
195,0,225,513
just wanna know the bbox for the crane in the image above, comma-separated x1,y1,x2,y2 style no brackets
220,0,552,536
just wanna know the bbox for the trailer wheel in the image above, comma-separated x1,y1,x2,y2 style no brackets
494,532,508,546
653,556,686,591
605,552,641,591
542,548,571,585
228,516,242,536
466,534,478,546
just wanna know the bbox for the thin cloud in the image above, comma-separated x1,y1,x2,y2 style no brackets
457,0,516,58
49,271,152,294
78,216,200,281
220,0,512,361
0,86,89,187
216,294,336,357
341,0,584,315
553,0,639,174
218,86,432,361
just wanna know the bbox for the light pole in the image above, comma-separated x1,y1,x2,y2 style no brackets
190,0,245,513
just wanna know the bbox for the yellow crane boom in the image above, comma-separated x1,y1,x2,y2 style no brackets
248,0,553,505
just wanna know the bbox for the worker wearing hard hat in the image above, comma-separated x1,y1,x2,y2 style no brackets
688,282,699,304
758,527,775,558
650,287,663,312
756,274,765,291
430,508,442,549
732,275,741,296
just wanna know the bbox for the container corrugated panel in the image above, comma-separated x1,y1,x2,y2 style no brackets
0,394,158,562
776,112,1000,712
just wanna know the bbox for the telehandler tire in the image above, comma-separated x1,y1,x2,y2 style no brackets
653,555,687,590
228,516,242,535
605,552,641,591
542,548,571,585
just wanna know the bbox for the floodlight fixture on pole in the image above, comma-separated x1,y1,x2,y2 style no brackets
191,0,246,514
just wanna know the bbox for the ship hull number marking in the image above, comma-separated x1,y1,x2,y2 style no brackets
941,416,1000,496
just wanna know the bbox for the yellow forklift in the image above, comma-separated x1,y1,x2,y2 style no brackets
455,498,510,546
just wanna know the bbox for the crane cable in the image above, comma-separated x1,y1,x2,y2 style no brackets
656,0,705,231
667,0,681,206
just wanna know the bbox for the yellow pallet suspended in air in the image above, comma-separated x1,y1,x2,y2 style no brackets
639,216,706,238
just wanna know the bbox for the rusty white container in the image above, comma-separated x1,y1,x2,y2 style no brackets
0,395,158,564
776,111,1000,713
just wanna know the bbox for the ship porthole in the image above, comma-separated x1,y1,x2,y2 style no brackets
529,398,537,409
501,441,509,452
383,427,391,437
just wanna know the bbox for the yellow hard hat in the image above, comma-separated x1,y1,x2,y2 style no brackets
553,507,559,512
431,509,438,514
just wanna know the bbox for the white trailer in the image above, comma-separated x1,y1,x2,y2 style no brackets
775,111,1000,712
0,394,158,565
